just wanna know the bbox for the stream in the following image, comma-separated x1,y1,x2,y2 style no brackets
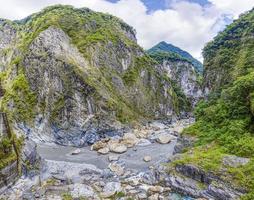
1,118,196,200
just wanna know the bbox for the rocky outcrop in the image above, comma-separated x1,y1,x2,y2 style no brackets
0,161,18,194
161,60,203,105
164,164,245,200
148,43,203,107
0,5,192,146
21,140,41,177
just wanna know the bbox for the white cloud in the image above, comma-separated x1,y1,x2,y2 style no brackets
208,0,254,18
0,0,253,60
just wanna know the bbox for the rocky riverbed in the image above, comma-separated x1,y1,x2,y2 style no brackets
0,118,198,200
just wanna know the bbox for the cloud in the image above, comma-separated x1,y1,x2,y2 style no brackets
208,0,254,18
0,0,253,60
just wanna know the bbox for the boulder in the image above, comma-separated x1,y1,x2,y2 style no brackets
122,133,139,148
133,129,150,138
109,142,127,154
91,141,107,151
222,155,250,167
98,147,109,155
70,183,97,198
138,193,147,199
101,182,122,198
83,129,100,145
108,162,125,176
148,193,159,200
148,185,164,194
156,134,173,144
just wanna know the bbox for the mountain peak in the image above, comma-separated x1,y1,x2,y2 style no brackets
147,41,203,73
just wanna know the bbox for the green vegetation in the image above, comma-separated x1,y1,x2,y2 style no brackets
0,131,23,170
17,5,138,56
203,8,254,92
8,5,179,125
148,50,192,64
1,72,37,123
61,193,73,200
147,41,203,73
173,8,254,199
172,145,225,172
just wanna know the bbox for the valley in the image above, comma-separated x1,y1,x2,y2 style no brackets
0,4,253,200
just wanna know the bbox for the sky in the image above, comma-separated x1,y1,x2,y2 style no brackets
0,0,253,60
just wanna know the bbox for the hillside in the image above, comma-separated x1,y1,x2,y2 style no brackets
147,42,203,106
147,41,203,73
0,5,194,148
171,8,254,200
0,5,200,198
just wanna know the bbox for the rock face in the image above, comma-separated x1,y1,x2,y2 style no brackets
0,5,194,146
148,43,203,106
21,140,41,177
0,161,18,194
165,164,245,200
161,60,203,105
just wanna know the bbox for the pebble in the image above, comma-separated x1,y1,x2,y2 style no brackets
143,156,152,162
71,149,81,155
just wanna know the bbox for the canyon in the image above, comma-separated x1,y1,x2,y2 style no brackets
0,5,253,200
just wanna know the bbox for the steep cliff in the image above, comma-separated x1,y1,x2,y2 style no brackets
170,8,254,200
0,5,188,146
148,43,203,106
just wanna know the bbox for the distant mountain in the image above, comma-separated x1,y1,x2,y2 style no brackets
147,41,203,73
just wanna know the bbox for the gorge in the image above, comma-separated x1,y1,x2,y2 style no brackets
0,4,253,200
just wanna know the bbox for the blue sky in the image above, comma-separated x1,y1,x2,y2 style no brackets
0,0,253,60
106,0,210,11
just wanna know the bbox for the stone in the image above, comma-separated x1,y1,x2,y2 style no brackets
143,156,152,162
108,162,125,176
101,169,114,179
137,138,151,146
83,129,100,145
207,182,243,200
70,183,97,198
93,182,103,192
148,193,159,200
140,171,158,185
128,189,139,195
91,141,107,151
109,142,127,154
21,140,41,177
138,193,147,199
133,129,150,138
71,149,81,155
122,133,139,148
124,176,141,186
133,147,138,151
156,134,172,144
98,147,109,154
101,182,122,198
148,186,164,194
125,185,135,190
108,155,119,162
222,155,250,167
